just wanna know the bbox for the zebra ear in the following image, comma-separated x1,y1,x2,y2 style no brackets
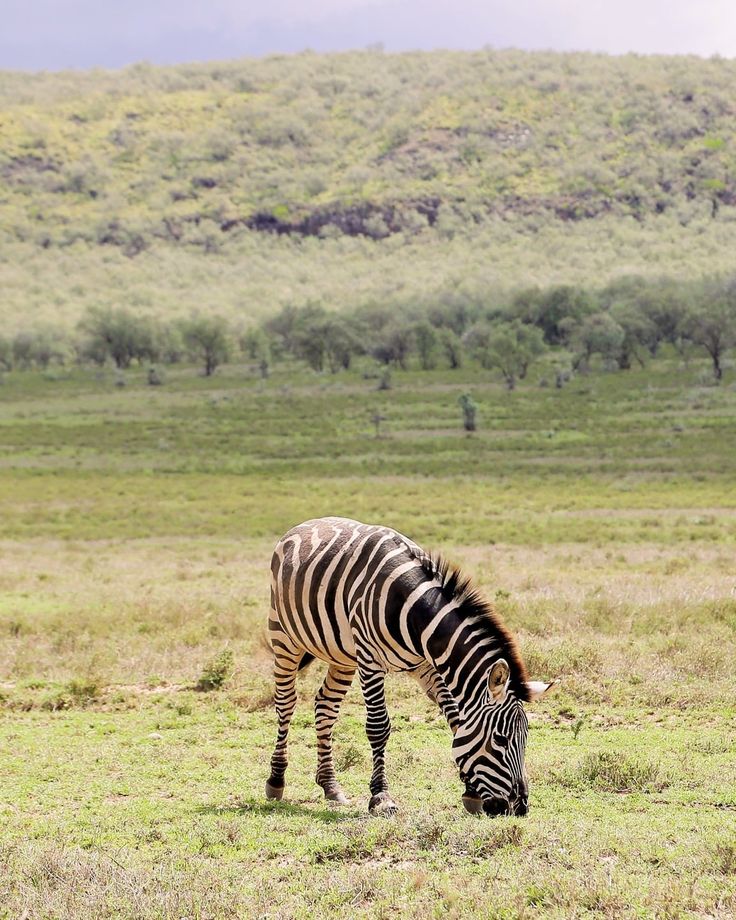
488,658,510,702
525,680,556,701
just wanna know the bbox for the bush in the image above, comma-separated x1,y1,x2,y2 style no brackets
79,308,159,369
195,649,234,691
181,316,232,376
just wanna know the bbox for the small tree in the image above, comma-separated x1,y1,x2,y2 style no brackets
685,278,736,382
79,307,148,369
241,327,271,361
511,285,595,346
609,301,655,369
0,336,12,372
241,327,272,377
471,320,546,390
182,316,231,376
413,320,438,370
458,394,477,432
322,319,361,373
292,309,361,373
11,332,35,369
570,313,625,370
158,323,186,364
371,411,387,437
637,281,690,356
371,321,414,370
438,328,463,369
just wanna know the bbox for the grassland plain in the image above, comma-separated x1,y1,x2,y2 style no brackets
0,356,735,919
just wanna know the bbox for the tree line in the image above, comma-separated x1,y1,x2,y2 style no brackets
2,274,735,386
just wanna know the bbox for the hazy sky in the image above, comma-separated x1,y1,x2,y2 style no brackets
2,0,735,70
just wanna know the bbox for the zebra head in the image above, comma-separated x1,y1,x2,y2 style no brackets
453,658,552,817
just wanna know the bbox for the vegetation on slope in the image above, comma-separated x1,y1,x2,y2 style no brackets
3,50,736,330
4,50,736,242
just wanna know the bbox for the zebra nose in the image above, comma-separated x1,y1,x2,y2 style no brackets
511,780,529,816
482,797,509,817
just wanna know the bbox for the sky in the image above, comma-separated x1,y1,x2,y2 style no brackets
1,0,735,70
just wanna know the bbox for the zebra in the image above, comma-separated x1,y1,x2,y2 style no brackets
265,516,553,817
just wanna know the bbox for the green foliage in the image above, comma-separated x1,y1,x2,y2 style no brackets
4,49,736,248
458,393,477,432
571,311,625,369
467,319,546,389
684,277,736,381
413,320,438,370
290,307,361,373
195,649,233,691
1,264,734,398
438,328,464,369
181,316,231,376
79,307,158,369
0,336,12,371
371,321,414,370
5,51,736,337
511,286,595,346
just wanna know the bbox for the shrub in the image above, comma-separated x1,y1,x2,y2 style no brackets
195,649,234,691
458,393,477,431
182,316,232,376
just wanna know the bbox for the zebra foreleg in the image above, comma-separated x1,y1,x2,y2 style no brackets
265,642,302,801
359,667,397,816
413,661,460,733
314,665,356,804
413,662,482,812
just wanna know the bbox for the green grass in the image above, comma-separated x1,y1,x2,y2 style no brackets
0,360,735,917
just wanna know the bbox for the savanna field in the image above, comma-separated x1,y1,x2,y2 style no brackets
2,44,736,920
0,355,734,919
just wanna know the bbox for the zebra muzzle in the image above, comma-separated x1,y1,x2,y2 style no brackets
482,797,511,817
461,792,484,815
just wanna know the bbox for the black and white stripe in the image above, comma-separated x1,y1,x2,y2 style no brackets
265,516,551,816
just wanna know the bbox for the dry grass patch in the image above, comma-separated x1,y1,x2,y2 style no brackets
577,751,669,794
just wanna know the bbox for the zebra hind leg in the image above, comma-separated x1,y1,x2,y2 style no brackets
314,665,356,804
265,641,304,801
359,667,398,816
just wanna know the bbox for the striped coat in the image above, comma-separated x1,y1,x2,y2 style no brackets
266,516,552,816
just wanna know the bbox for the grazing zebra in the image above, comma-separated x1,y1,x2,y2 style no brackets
266,516,553,817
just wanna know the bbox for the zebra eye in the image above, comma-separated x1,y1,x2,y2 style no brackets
493,732,509,748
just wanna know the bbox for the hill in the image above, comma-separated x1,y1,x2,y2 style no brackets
2,49,736,331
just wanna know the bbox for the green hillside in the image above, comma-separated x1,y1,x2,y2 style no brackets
2,50,736,331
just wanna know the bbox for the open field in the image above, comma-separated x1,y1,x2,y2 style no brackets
1,358,735,918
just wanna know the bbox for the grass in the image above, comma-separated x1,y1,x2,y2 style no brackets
0,357,735,917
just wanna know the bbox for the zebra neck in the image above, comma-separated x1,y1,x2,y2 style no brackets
417,605,503,714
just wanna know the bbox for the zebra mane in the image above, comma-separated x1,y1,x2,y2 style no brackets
414,550,531,703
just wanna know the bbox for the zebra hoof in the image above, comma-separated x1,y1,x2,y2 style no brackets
369,792,398,817
462,794,484,815
324,787,350,805
265,780,284,801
